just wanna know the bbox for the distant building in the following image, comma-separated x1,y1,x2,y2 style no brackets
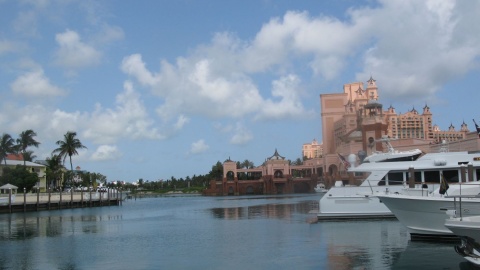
203,149,317,196
0,160,47,192
302,139,323,159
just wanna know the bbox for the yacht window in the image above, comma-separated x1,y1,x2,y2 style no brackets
443,170,459,183
424,171,440,183
386,172,404,185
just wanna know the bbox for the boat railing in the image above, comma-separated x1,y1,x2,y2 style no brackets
445,183,480,220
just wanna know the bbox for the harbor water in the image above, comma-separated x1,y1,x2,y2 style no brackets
0,194,476,269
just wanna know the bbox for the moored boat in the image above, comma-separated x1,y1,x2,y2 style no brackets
314,183,327,193
376,151,480,240
318,142,424,220
445,207,480,265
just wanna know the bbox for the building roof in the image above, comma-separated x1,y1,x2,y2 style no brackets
0,160,46,167
268,149,285,160
0,183,18,190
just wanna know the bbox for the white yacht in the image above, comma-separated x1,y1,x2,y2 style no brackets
314,183,328,193
445,212,480,265
317,145,424,220
362,136,423,163
376,151,480,240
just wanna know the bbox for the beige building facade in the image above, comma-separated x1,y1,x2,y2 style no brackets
302,139,323,159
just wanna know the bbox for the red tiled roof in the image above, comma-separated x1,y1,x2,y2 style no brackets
6,154,23,161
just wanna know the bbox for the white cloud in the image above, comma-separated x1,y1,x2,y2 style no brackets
257,74,314,120
121,54,159,86
83,81,162,144
352,0,480,100
10,69,65,97
190,139,209,154
122,54,313,122
91,145,122,161
53,29,101,69
174,115,189,130
230,123,253,145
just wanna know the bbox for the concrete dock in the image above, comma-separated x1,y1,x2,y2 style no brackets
0,191,125,214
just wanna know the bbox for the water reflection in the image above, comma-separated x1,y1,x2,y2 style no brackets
210,199,316,220
2,195,476,269
391,241,475,270
0,212,123,241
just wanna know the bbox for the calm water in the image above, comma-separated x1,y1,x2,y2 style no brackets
0,194,476,269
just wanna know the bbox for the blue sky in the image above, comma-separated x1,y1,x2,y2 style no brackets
1,0,480,182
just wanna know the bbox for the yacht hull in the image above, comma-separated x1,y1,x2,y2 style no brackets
378,194,480,240
317,186,402,219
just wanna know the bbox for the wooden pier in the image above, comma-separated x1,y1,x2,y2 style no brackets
0,190,125,214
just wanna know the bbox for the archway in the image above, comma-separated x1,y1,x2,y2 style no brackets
274,170,283,178
328,164,338,177
226,171,235,181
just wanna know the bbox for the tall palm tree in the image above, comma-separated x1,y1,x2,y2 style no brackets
52,131,87,186
242,159,254,169
22,150,37,162
45,154,63,189
16,129,40,166
0,133,16,165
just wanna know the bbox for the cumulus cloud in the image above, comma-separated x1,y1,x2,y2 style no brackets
121,54,311,122
10,69,65,98
83,81,162,144
352,0,480,100
257,74,313,120
91,145,122,161
230,123,253,145
53,29,101,69
190,139,209,154
121,54,159,86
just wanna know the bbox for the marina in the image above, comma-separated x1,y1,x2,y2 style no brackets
0,194,475,269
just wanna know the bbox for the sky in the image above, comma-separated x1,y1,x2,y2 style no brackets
1,0,480,182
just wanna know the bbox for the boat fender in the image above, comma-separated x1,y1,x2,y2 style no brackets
446,209,456,218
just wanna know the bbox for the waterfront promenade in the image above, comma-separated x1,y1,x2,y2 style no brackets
0,190,124,214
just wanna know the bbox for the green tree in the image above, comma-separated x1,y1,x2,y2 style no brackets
0,133,15,165
52,131,87,186
22,150,37,162
45,154,64,189
16,129,40,166
242,159,254,169
0,166,38,192
209,161,223,180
